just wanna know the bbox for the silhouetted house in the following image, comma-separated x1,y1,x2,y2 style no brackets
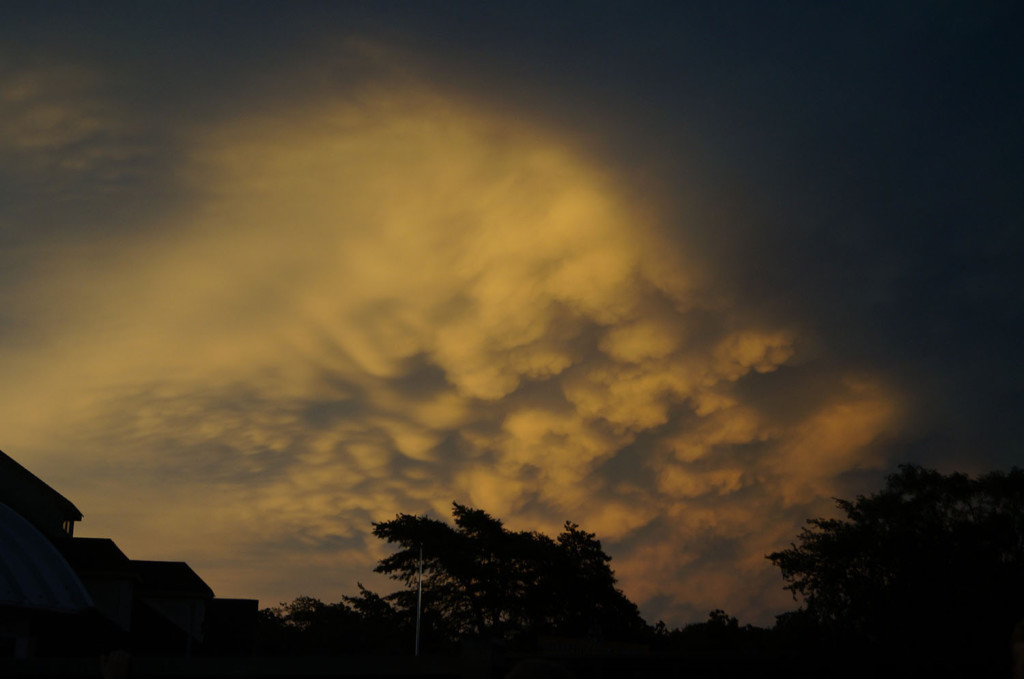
0,450,81,541
133,560,213,655
60,539,242,656
0,448,257,659
59,537,137,633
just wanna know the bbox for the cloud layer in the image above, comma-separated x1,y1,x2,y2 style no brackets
0,62,902,625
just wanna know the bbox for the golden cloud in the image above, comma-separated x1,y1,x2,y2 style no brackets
0,72,902,623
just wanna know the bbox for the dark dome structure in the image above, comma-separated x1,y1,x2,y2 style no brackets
0,502,92,613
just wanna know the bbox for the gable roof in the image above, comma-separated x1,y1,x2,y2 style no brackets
0,449,82,540
60,537,136,578
131,560,214,599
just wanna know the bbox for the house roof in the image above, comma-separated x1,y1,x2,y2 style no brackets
131,560,215,599
0,502,93,612
0,450,83,539
60,537,137,578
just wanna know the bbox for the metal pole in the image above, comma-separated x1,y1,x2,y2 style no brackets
415,543,423,657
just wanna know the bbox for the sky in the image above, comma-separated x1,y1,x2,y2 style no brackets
1,2,1022,627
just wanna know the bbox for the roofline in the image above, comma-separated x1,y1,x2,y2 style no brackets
130,560,216,599
0,449,83,521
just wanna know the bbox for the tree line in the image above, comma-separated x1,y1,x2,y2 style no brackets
257,465,1024,677
257,504,647,654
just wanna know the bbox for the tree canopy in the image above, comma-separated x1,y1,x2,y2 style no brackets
768,464,1024,674
255,466,1024,675
372,502,648,643
255,587,410,655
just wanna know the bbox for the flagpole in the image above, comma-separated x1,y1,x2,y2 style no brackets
415,543,423,657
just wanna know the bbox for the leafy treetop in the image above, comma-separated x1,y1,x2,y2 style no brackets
768,464,1024,672
372,502,648,642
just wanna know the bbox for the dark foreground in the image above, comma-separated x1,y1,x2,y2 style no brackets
0,647,1014,679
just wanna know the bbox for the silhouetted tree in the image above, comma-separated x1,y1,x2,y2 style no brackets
652,609,777,655
341,583,410,651
371,502,648,644
255,592,409,655
768,464,1024,676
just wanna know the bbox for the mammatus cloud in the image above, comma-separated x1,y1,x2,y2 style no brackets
0,59,148,198
0,67,901,624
